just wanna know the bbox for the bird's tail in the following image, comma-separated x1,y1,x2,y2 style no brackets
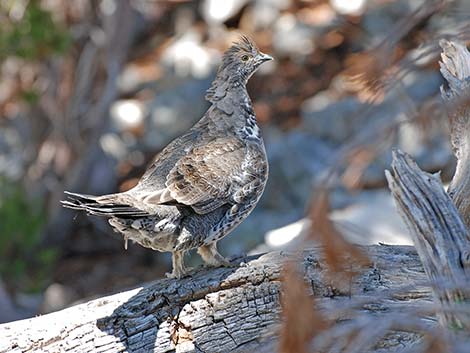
61,191,149,218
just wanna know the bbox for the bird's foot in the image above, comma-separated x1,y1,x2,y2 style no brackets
167,250,192,279
165,266,193,279
212,256,232,267
198,243,232,268
203,257,232,268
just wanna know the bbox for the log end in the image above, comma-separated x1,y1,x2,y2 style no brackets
439,39,470,99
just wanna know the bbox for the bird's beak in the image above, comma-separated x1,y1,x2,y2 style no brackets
258,52,273,63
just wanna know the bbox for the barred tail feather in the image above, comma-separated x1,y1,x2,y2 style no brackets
61,191,148,218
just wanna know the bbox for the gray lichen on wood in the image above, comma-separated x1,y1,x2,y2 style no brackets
0,246,431,353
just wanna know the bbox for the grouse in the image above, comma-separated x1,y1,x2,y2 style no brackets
62,36,272,278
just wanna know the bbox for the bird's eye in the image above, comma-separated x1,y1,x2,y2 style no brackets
241,55,250,62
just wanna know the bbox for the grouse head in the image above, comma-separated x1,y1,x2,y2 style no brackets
206,36,272,104
220,36,272,81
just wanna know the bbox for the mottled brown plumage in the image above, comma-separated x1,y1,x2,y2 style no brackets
62,36,272,278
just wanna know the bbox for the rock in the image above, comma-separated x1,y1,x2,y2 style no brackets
330,0,367,16
0,126,26,180
361,0,425,39
160,31,218,79
301,94,361,142
143,76,212,150
255,188,412,254
263,128,335,212
300,69,453,187
41,283,78,314
272,13,316,57
262,218,309,252
0,280,27,324
200,0,249,24
360,123,453,187
110,99,146,131
222,207,301,256
301,71,443,143
241,0,291,31
330,189,411,245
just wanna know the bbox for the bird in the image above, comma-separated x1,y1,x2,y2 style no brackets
62,36,272,279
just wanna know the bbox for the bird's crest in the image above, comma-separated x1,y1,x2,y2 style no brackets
220,36,259,68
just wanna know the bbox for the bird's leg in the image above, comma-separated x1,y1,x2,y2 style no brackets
166,250,192,279
197,242,231,267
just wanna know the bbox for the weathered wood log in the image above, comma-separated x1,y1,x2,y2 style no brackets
386,151,470,330
0,246,431,353
386,39,470,331
440,40,470,227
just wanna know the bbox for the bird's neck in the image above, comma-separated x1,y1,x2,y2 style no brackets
205,71,261,141
206,69,248,101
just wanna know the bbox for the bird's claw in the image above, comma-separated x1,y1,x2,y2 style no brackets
165,266,193,279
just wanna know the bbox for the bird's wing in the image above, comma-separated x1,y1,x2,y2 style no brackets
141,137,247,214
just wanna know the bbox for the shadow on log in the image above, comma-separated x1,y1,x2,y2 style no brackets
0,246,429,353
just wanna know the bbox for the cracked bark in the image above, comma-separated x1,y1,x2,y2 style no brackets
440,40,470,227
386,40,470,331
0,246,430,353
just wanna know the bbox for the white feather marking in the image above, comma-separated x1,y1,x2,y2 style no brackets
154,219,169,231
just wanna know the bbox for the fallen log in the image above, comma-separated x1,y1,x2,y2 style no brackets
0,246,430,353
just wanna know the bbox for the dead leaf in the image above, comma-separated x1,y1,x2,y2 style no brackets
308,188,371,288
279,261,328,353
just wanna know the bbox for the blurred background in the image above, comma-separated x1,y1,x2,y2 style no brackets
0,0,468,323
